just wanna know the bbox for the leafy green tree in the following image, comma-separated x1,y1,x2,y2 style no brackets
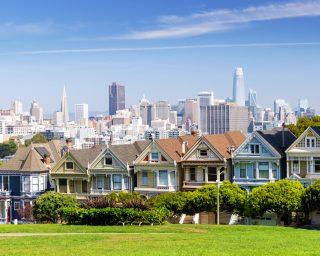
33,192,78,223
287,117,320,137
219,181,247,214
301,179,320,216
246,180,304,225
0,141,18,158
25,133,48,147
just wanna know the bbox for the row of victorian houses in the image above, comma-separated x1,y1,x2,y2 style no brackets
1,126,320,223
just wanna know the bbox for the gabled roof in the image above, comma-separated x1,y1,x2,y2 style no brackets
257,128,296,157
109,140,150,166
69,145,106,169
204,131,246,159
0,141,63,173
310,126,320,136
156,135,198,162
286,126,319,153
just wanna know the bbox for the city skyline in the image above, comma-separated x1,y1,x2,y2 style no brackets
0,0,319,112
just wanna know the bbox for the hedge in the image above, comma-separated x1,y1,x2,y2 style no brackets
61,207,170,226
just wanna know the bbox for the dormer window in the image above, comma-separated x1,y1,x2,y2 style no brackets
66,162,74,170
306,137,316,148
150,152,160,162
200,150,208,157
250,144,260,154
105,157,112,165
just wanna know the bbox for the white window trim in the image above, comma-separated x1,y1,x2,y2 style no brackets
292,160,300,174
150,152,160,162
142,171,149,185
14,201,20,211
22,176,31,192
249,143,260,154
158,170,169,186
1,176,10,191
105,157,113,166
305,137,317,148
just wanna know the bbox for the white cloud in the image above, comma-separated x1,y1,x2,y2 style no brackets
1,42,320,56
119,1,320,39
0,21,55,35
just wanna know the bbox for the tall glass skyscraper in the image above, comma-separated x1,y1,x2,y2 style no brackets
233,67,245,106
109,82,125,115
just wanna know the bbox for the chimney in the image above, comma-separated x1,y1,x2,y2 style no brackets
43,153,51,167
282,123,285,148
182,142,186,155
191,130,197,137
66,138,73,150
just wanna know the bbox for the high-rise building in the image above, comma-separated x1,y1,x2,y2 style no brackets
274,99,287,115
109,82,125,115
12,100,23,116
248,89,257,107
30,100,43,123
61,86,69,125
184,99,198,124
298,98,309,112
233,67,245,106
53,111,63,126
197,91,214,133
207,103,249,134
75,104,89,127
153,101,170,120
139,95,152,126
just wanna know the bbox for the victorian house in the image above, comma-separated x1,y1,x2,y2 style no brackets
232,128,296,192
0,141,62,223
286,126,320,186
181,131,246,191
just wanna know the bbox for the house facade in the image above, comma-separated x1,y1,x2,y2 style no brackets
232,129,296,192
286,126,320,186
181,131,246,191
0,142,61,223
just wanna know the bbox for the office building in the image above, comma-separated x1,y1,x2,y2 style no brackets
75,104,89,127
109,82,125,115
197,91,214,133
233,67,245,106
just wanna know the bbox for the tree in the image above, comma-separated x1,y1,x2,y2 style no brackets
0,141,18,158
287,117,320,137
33,192,78,223
25,133,48,147
246,180,304,225
301,179,320,216
219,181,247,214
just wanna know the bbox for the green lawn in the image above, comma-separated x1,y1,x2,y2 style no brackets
0,225,319,256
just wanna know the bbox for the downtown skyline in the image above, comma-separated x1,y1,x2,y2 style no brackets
0,0,319,112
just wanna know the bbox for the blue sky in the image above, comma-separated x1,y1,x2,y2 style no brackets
0,0,320,114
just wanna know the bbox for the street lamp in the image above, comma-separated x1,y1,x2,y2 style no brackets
216,168,223,225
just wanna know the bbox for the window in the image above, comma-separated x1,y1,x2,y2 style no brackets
250,144,260,154
96,176,104,190
59,179,67,193
159,170,168,186
123,175,129,190
23,176,30,192
272,163,278,179
189,168,196,181
293,160,300,173
142,171,149,185
82,180,88,193
306,137,316,148
14,201,20,211
3,176,9,191
240,163,247,178
105,157,112,165
39,176,44,191
32,177,39,192
66,162,74,170
150,152,159,162
314,158,320,173
169,171,175,186
113,174,122,190
200,150,208,157
208,167,217,181
259,162,269,179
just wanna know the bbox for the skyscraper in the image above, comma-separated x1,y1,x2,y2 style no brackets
197,91,214,133
233,67,245,106
61,86,69,125
248,89,257,107
11,100,23,115
75,104,89,127
30,100,43,123
109,82,125,115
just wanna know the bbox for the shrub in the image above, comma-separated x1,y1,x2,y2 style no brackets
82,197,117,209
33,192,78,223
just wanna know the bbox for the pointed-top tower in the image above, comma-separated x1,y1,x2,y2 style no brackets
61,85,69,125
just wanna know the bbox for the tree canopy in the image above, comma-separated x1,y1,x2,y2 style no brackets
0,141,18,158
301,179,320,213
25,133,48,147
287,117,320,137
246,180,304,224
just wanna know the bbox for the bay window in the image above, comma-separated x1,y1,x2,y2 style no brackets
159,170,168,186
113,174,122,190
259,162,269,179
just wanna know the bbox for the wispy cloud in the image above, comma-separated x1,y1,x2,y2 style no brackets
117,1,320,39
1,42,320,56
0,21,55,36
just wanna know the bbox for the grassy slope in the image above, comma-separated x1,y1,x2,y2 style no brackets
0,225,319,256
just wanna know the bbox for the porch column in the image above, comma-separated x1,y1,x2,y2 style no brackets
268,162,272,180
110,175,113,191
156,170,159,187
217,167,222,182
255,162,259,179
121,174,125,191
56,179,60,192
204,168,208,183
286,161,290,178
311,157,314,173
185,169,190,182
67,179,70,194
